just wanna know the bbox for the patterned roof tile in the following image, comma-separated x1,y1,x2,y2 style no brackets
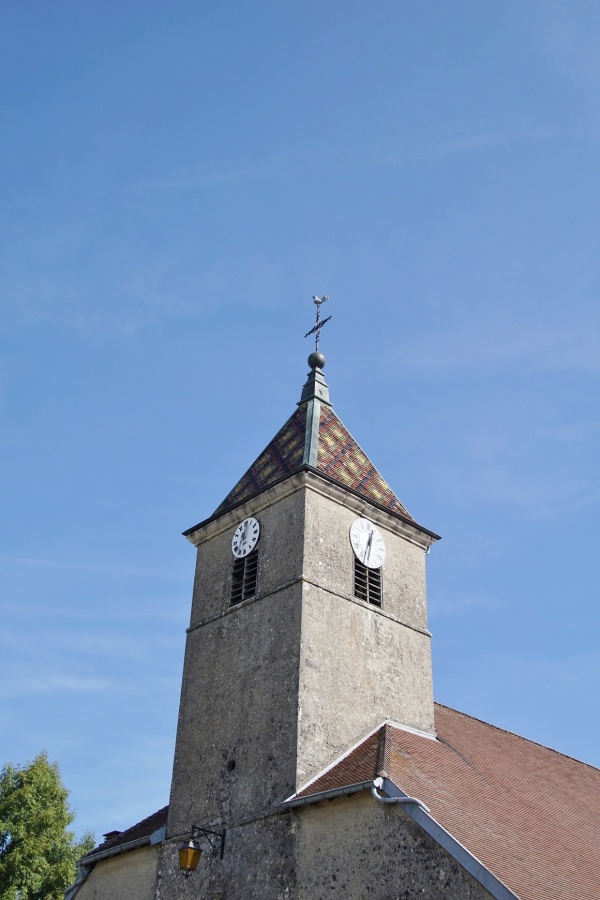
213,406,307,516
317,407,412,519
213,402,414,522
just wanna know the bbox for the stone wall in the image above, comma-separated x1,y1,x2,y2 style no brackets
168,474,436,836
155,793,495,900
296,484,435,785
295,793,494,900
167,487,306,835
155,814,296,900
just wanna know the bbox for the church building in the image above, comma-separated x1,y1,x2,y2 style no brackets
66,315,600,899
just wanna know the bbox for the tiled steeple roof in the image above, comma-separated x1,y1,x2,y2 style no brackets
212,355,415,523
316,407,412,518
213,406,307,516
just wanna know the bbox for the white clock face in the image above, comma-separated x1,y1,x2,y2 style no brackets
350,518,386,569
232,517,260,558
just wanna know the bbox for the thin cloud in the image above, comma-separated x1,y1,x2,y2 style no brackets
0,674,109,699
541,6,600,124
537,422,600,442
397,315,600,374
2,282,139,337
428,461,596,521
0,599,189,625
0,554,186,578
429,589,501,617
133,118,562,193
73,736,175,834
491,650,600,692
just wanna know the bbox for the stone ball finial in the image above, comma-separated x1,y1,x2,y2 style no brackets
308,351,326,370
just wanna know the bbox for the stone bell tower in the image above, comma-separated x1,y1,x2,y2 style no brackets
165,339,439,850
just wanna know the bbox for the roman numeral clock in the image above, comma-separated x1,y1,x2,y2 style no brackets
350,517,386,569
231,517,260,558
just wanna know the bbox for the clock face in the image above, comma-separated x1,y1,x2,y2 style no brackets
350,518,386,569
231,517,260,558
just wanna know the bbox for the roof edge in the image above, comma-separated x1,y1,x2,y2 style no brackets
435,702,600,772
80,823,166,865
378,777,519,900
65,824,166,900
285,780,375,809
284,774,518,900
286,719,437,804
285,721,386,802
184,466,440,543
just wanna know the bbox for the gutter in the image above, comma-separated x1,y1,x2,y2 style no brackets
285,779,518,900
285,780,376,808
371,778,429,812
373,778,519,900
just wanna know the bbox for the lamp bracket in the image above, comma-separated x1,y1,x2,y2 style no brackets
191,825,226,859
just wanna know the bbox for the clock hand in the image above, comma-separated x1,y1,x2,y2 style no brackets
365,529,373,563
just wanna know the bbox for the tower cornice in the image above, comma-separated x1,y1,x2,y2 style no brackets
184,469,440,551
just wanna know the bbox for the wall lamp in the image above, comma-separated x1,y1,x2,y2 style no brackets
178,825,226,877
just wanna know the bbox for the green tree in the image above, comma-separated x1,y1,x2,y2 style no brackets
0,752,94,900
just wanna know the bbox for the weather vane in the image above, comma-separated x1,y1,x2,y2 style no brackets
304,295,331,351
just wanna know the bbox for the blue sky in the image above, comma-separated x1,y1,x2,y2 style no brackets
1,2,599,839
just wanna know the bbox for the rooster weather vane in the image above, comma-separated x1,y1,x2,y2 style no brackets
304,295,331,351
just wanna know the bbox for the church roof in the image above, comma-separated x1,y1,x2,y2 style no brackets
82,805,168,859
81,705,600,899
212,405,308,517
211,360,416,525
288,704,600,900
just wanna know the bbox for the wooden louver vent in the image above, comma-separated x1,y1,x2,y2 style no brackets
354,557,382,607
230,548,259,605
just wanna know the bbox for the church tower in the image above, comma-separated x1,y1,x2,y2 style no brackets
72,304,600,900
166,327,439,847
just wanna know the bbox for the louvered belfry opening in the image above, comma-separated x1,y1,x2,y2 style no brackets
230,548,259,605
354,557,382,607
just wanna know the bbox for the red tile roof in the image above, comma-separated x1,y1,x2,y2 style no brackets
83,805,168,858
83,710,600,898
291,705,600,900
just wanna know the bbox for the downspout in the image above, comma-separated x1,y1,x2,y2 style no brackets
371,776,430,812
371,777,519,899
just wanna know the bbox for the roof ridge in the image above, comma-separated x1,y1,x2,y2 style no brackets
202,360,428,527
376,723,391,777
316,406,415,521
92,805,169,853
381,719,438,741
120,804,168,835
435,703,600,772
287,721,387,800
321,408,413,518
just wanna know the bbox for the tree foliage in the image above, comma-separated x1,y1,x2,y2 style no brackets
0,752,94,900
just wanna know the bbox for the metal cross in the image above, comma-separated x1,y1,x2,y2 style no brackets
304,295,331,351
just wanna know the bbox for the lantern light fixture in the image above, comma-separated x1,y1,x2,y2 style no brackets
178,825,225,877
